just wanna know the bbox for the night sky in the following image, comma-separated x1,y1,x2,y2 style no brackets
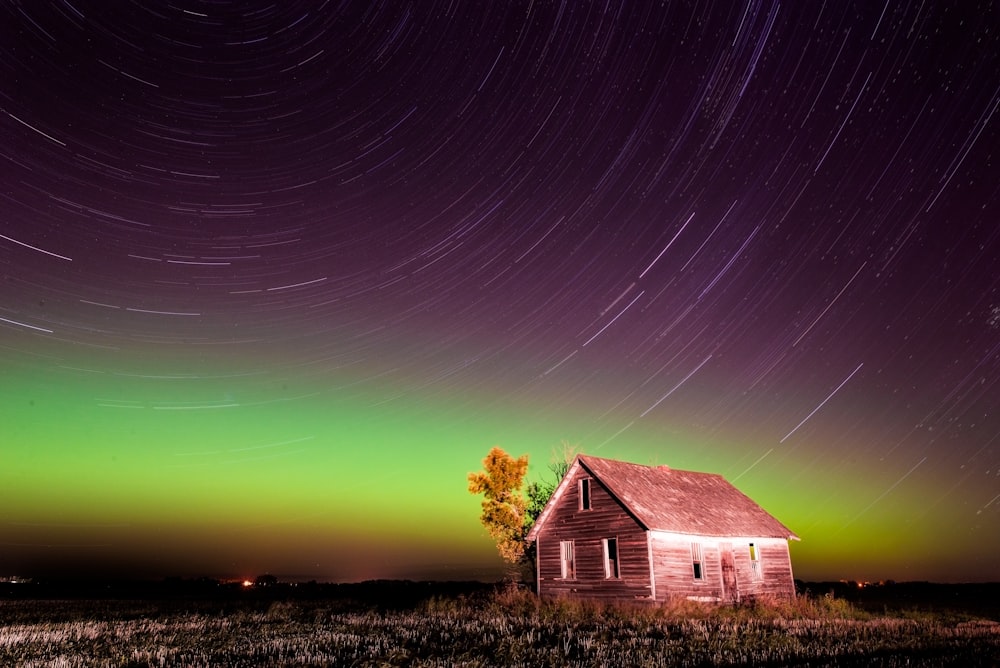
2,2,998,584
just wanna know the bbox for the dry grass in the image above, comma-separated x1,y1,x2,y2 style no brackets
0,589,998,666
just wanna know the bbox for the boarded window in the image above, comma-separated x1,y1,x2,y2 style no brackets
603,537,620,579
560,540,576,579
579,478,591,510
691,542,704,580
749,542,762,581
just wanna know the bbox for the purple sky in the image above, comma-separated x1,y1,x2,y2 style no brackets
1,2,998,583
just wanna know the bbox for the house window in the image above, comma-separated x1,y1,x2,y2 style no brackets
560,540,576,579
749,542,762,581
691,542,704,580
579,478,591,510
603,537,620,579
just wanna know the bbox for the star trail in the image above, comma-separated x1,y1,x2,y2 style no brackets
1,1,998,583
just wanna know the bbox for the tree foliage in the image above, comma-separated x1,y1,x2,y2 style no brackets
469,442,579,569
467,446,529,563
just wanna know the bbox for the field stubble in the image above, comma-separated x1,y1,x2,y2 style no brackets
1,587,999,667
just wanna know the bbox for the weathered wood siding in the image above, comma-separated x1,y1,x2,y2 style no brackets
648,532,723,601
535,466,653,602
649,532,794,602
734,538,796,600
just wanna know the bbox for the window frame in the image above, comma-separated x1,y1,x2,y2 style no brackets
602,537,620,579
749,542,762,581
691,542,704,581
560,540,576,579
579,478,592,511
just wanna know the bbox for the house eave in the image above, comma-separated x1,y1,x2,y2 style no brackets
648,528,799,541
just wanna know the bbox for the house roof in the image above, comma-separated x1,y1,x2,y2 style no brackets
527,454,798,541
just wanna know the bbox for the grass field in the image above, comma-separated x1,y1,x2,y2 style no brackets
1,584,999,666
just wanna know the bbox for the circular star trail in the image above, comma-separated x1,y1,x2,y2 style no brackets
1,1,998,582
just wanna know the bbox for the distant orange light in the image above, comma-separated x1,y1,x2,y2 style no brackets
242,580,253,587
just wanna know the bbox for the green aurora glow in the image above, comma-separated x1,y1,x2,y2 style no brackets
2,348,993,583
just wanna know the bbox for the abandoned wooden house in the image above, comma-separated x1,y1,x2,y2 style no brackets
526,454,799,603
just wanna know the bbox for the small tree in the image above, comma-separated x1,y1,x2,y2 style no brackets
468,446,529,564
525,441,577,525
469,443,578,581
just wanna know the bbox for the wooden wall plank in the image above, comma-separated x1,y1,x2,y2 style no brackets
535,466,653,601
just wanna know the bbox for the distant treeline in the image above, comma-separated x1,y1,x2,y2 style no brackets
3,577,999,617
0,577,497,608
799,580,1000,619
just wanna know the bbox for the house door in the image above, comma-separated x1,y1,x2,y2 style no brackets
720,542,738,603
